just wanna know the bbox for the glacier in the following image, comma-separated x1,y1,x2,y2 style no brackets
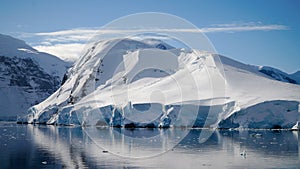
17,37,300,129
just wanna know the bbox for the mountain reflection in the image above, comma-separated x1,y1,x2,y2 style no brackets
0,123,299,169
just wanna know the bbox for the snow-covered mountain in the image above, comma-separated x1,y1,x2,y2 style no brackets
258,66,300,84
17,37,300,129
0,34,69,120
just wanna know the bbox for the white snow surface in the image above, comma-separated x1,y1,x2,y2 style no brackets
18,37,300,129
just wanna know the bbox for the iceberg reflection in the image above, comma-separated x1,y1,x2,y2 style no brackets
0,123,299,169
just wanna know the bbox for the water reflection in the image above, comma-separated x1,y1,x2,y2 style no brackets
84,127,192,158
0,123,299,169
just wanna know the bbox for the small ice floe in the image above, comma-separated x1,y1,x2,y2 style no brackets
42,161,47,165
254,133,262,138
240,150,246,158
250,133,262,138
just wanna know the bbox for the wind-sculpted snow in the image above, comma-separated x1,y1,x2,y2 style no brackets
18,37,300,129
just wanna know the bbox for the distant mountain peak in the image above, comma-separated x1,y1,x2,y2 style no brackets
0,33,35,56
258,66,299,84
292,70,300,77
0,34,69,120
0,33,69,77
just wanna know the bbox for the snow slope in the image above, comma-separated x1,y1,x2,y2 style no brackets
0,34,69,120
17,37,300,129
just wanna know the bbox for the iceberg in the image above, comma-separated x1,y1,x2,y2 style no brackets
17,37,300,129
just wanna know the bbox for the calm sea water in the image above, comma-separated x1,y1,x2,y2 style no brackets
0,122,299,169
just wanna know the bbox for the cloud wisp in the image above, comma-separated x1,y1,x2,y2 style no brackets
25,22,288,62
34,23,288,40
34,43,84,62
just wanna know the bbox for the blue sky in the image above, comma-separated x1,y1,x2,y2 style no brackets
1,0,299,73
